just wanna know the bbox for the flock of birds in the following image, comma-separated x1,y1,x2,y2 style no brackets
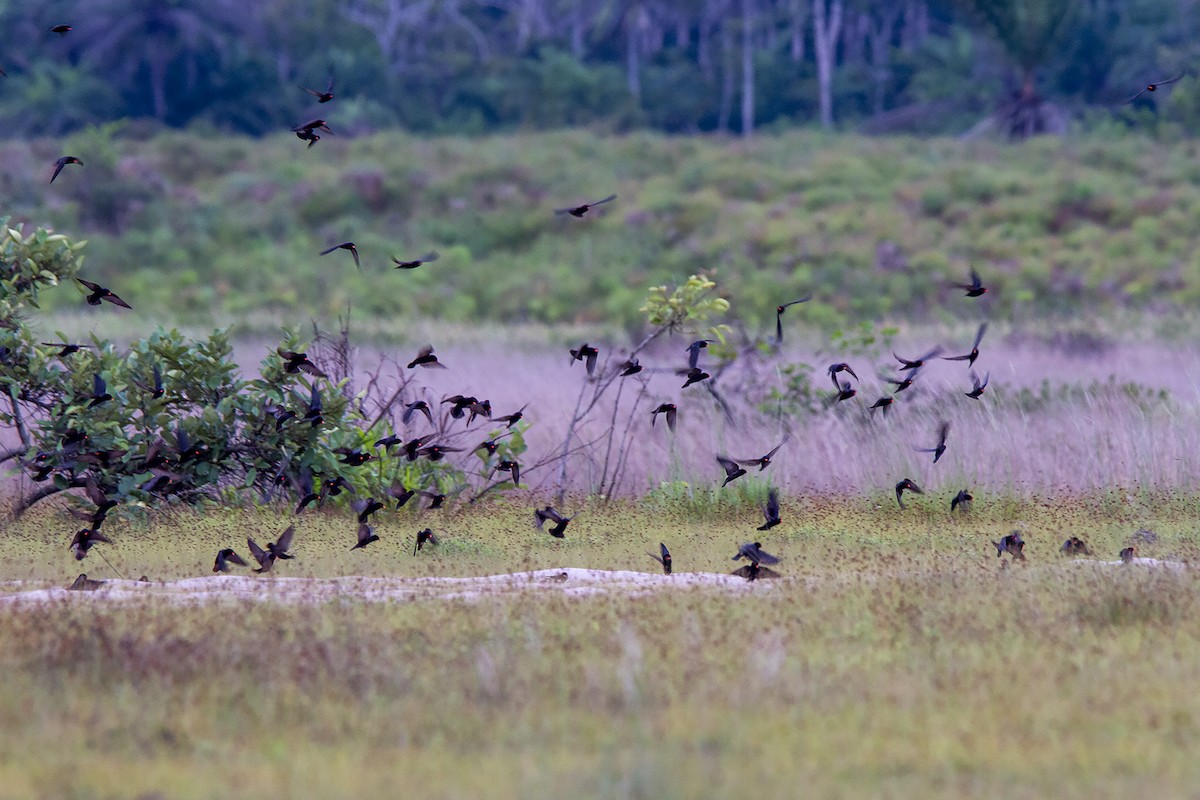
1,24,1169,588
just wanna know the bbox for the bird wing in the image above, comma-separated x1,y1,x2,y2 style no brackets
973,323,988,349
275,525,295,552
247,538,268,566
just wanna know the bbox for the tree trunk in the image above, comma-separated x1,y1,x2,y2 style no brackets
626,6,643,101
740,0,754,136
812,0,843,129
868,5,900,117
790,0,808,62
718,22,734,131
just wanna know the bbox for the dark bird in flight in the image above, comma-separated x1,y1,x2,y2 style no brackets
303,383,324,427
492,459,520,487
827,362,858,389
417,489,447,509
476,432,512,456
834,380,857,403
77,278,131,309
352,498,385,523
650,403,677,432
293,470,320,513
758,489,781,531
43,342,88,358
418,444,463,462
686,339,715,369
869,396,894,415
414,527,439,554
493,404,528,429
213,548,248,572
132,364,165,399
351,523,380,551
893,347,942,371
994,531,1026,562
895,478,923,509
265,525,296,561
49,24,72,35
402,434,436,462
965,371,990,399
70,528,112,561
731,562,782,581
618,357,643,376
648,542,673,574
320,241,360,270
1120,546,1137,564
732,541,780,565
717,456,747,487
392,251,438,269
735,438,789,471
390,481,416,509
301,78,335,103
87,373,112,408
67,574,106,591
337,449,375,467
775,296,812,343
953,269,987,297
84,476,119,518
402,400,434,425
1061,537,1091,556
295,129,322,148
247,537,277,573
50,156,82,183
1127,74,1184,103
950,489,973,513
292,118,332,135
534,506,572,538
914,421,950,463
407,344,446,369
570,343,599,376
678,367,710,388
555,194,616,217
277,348,326,377
944,323,988,368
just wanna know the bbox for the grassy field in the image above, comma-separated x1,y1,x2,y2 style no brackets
2,500,1199,799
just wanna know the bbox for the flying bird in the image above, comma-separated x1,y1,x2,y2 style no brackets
716,456,747,487
213,548,248,572
417,489,447,509
390,481,416,509
534,506,572,537
491,459,521,486
350,523,380,551
734,438,789,471
303,383,324,427
475,433,512,456
648,543,673,574
677,367,710,388
731,541,780,565
493,404,528,428
265,525,296,561
895,478,923,509
731,562,782,581
914,421,950,463
352,498,385,523
775,296,812,343
132,364,165,399
994,532,1026,562
87,374,112,408
277,349,327,378
618,357,643,376
50,156,82,183
43,342,89,358
414,527,439,554
950,489,973,513
569,343,599,376
686,339,715,369
650,403,677,432
320,241,360,269
834,380,857,403
944,323,988,368
77,278,131,309
407,344,446,369
893,347,942,371
70,528,112,561
555,194,616,217
301,78,335,103
757,489,781,531
49,24,72,35
965,371,990,399
868,396,894,415
402,400,434,425
827,363,858,389
392,251,438,269
1127,74,1184,103
953,269,987,297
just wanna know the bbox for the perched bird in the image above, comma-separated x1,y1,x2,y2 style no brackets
49,24,73,35
827,362,859,389
320,241,360,270
277,348,327,377
1120,546,1137,563
493,404,528,429
569,343,599,376
685,339,715,369
350,523,380,551
50,156,82,183
965,371,990,399
914,421,950,463
213,548,248,572
994,532,1026,562
402,400,434,425
407,344,446,369
734,438,789,471
87,373,112,408
950,489,973,513
352,498,385,523
869,396,894,415
1127,74,1183,103
648,543,673,575
953,269,987,297
716,456,747,487
70,528,112,561
775,296,812,343
301,78,335,103
758,489,781,531
650,403,677,432
678,367,710,388
1061,537,1091,556
893,347,942,371
534,506,572,538
67,574,105,591
555,194,616,217
77,278,132,309
618,357,643,376
414,527,439,554
392,251,438,269
390,481,416,509
732,542,780,565
944,323,988,368
732,562,782,581
492,459,521,486
42,342,89,358
895,478,923,509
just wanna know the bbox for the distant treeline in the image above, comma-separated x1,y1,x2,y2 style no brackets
0,0,1196,137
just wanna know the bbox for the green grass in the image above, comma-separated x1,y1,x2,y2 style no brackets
2,499,1199,798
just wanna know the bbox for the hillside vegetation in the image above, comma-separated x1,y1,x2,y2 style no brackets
3,129,1199,331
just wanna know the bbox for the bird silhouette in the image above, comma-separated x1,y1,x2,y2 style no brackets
893,347,942,371
493,404,528,429
953,269,987,297
1120,546,1137,563
914,421,949,463
77,279,132,309
775,296,812,343
277,349,327,378
965,371,990,399
944,323,988,368
50,156,82,183
677,367,710,388
827,363,858,389
950,489,973,513
618,357,643,376
414,527,439,554
1061,537,1091,556
731,563,782,581
408,344,446,369
132,364,165,399
1127,74,1184,103
70,528,112,561
213,548,248,572
417,489,447,509
555,194,616,217
352,498,384,523
534,506,572,537
390,481,416,509
686,339,715,369
735,438,789,471
834,380,857,403
49,24,72,36
351,523,380,551
716,456,747,486
301,78,335,103
650,403,677,432
419,444,463,462
895,478,923,509
492,459,521,487
869,396,894,415
757,489,781,531
266,525,296,560
570,343,599,376
392,251,438,269
732,542,780,565
303,383,324,427
402,400,434,425
648,542,673,574
87,374,112,408
43,342,89,358
994,532,1025,562
67,573,106,591
320,241,360,269
476,432,512,456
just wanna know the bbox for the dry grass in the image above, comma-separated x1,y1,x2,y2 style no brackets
1,501,1199,798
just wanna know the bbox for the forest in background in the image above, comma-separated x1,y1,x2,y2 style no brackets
0,0,1196,137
